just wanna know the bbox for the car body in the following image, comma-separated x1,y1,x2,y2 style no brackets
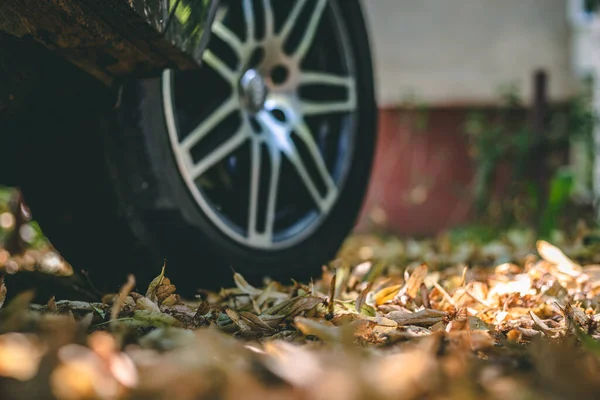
1,0,377,298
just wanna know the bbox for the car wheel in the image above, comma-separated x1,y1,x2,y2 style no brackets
18,0,377,296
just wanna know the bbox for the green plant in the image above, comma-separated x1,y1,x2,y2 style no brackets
539,168,575,238
463,79,596,234
398,91,430,133
464,85,533,224
567,76,597,203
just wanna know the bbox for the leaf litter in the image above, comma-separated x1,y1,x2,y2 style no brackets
3,230,600,398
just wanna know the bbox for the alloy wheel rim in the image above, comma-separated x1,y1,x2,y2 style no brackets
163,0,357,250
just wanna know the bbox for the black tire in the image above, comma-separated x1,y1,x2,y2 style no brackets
16,0,377,297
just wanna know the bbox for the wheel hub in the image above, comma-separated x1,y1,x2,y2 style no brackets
240,69,268,113
163,0,357,249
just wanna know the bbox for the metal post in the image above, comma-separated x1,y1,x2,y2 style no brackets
531,69,549,222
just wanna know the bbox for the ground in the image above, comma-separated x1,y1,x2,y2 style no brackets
2,219,600,399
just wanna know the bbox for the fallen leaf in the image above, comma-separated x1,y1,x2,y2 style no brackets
403,263,428,298
111,275,135,324
386,309,446,327
355,281,373,313
537,240,581,276
0,332,45,381
328,272,336,315
136,296,161,313
374,285,402,306
294,316,367,343
51,344,120,400
334,264,350,299
294,317,339,341
124,310,183,328
529,310,564,337
0,290,35,333
234,272,262,296
155,280,177,305
225,308,274,333
261,295,323,318
262,341,322,387
146,262,166,301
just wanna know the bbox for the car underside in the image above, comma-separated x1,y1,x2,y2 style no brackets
1,0,217,82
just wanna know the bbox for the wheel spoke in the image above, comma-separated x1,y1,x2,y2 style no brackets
212,21,244,58
278,0,307,42
181,98,238,151
262,0,274,37
263,146,281,242
298,73,356,116
190,124,250,179
300,96,357,116
292,0,327,61
294,120,337,194
243,0,255,43
248,138,281,244
281,128,335,213
202,50,236,83
300,72,354,88
247,137,262,240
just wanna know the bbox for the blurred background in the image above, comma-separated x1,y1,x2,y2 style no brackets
354,0,600,238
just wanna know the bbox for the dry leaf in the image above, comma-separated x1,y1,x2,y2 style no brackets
0,333,45,381
386,308,446,327
155,281,178,306
51,344,121,400
537,240,581,276
261,295,323,318
262,341,322,387
355,281,374,313
403,263,428,298
373,285,402,306
136,296,161,313
4,227,600,400
234,272,262,296
111,274,135,324
328,272,336,315
146,263,166,301
225,308,275,333
506,329,522,342
126,310,183,328
334,264,351,299
529,310,564,337
447,329,495,351
294,316,339,341
294,316,365,343
367,316,398,334
47,296,57,313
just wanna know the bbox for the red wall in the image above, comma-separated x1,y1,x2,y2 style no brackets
354,107,518,236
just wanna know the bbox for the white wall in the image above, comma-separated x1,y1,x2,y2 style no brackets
360,0,576,107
